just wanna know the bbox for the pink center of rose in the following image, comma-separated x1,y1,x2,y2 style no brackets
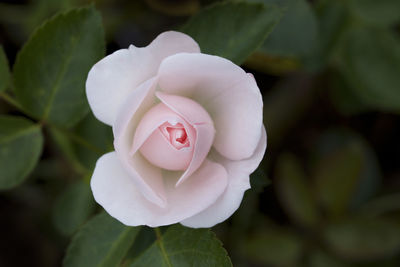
160,122,190,150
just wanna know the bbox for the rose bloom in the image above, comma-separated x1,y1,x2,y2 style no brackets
86,31,267,228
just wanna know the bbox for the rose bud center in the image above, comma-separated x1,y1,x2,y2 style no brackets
133,103,195,171
162,123,190,150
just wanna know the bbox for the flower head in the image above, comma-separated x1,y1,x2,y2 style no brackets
86,31,266,228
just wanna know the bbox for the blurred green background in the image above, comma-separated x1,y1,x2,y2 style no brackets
1,0,400,266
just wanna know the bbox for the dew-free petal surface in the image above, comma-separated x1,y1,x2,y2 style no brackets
86,31,200,125
91,152,228,227
158,53,263,161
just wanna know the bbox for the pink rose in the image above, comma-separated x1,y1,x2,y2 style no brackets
86,31,267,228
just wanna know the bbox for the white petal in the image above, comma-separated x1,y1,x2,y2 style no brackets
91,152,228,227
158,53,263,161
113,78,167,207
181,126,267,228
86,31,200,125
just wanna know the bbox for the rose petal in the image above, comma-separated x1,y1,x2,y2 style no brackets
158,53,263,161
91,152,228,227
130,103,195,156
112,78,167,207
113,77,157,141
132,103,196,171
156,92,213,125
177,123,215,186
86,31,200,125
140,128,193,170
155,92,215,186
181,126,267,228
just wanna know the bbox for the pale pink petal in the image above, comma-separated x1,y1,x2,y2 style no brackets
132,103,195,171
158,53,263,161
91,152,228,227
181,126,267,228
131,103,194,156
111,78,167,207
177,123,215,186
86,31,200,125
140,129,193,170
113,77,157,140
156,92,213,125
155,92,215,186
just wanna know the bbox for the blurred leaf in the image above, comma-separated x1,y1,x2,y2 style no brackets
145,0,200,16
182,1,281,64
324,218,400,261
312,129,382,215
308,250,350,267
348,0,400,27
315,0,349,63
14,6,105,127
0,46,10,93
0,115,43,190
63,211,140,267
240,225,302,266
129,225,232,267
244,51,300,75
25,0,83,33
275,153,320,227
328,71,371,116
337,27,400,114
258,0,319,63
263,75,315,146
313,141,363,217
52,180,96,236
360,194,400,218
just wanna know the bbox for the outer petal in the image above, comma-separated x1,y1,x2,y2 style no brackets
181,126,267,228
158,53,263,161
113,78,167,207
91,152,228,227
86,31,200,125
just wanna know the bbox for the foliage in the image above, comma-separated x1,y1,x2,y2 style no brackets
1,0,400,266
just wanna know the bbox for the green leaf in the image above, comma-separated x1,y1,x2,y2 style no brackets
258,0,319,61
72,112,113,170
182,1,281,64
123,227,157,264
48,126,88,175
275,153,320,227
14,6,105,127
49,112,112,175
129,225,232,267
312,129,382,216
337,27,400,113
52,180,96,236
323,218,400,261
315,0,349,63
63,211,140,267
348,0,400,27
0,115,43,190
0,46,10,93
240,225,302,266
